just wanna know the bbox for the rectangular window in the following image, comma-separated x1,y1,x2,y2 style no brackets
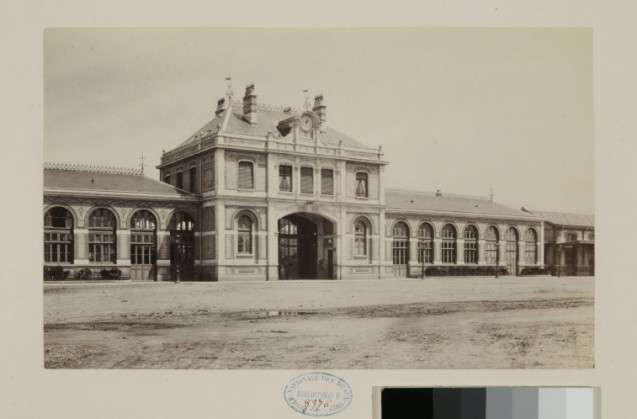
321,168,334,195
279,165,292,192
441,241,456,263
237,232,252,254
89,233,116,263
464,242,477,264
176,172,183,189
300,167,314,194
356,172,368,197
418,240,433,264
44,232,72,263
238,161,254,189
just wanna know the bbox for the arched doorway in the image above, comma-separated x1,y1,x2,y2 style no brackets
278,213,334,280
169,211,195,281
130,210,157,280
505,227,519,275
392,221,410,277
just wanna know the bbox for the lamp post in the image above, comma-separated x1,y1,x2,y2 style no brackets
495,241,500,278
557,245,562,278
175,244,181,283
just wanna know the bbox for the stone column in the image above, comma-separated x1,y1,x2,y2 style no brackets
433,238,442,264
156,230,171,281
539,221,545,266
456,238,465,264
116,230,131,265
266,207,279,280
73,228,89,265
478,239,486,265
498,240,507,267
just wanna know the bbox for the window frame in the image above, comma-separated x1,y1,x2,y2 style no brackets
463,225,479,264
237,215,253,255
485,226,499,265
417,223,434,264
320,168,334,196
300,166,314,194
88,208,117,263
441,224,457,264
237,161,255,190
44,207,74,263
353,219,368,257
189,166,197,193
524,228,538,265
279,164,293,192
355,171,368,198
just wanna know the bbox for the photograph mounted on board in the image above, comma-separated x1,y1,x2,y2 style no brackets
43,28,593,369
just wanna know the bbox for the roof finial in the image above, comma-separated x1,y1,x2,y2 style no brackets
225,76,234,100
139,153,145,174
302,89,311,110
489,187,495,202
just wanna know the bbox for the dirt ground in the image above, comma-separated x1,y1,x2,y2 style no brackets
43,276,594,369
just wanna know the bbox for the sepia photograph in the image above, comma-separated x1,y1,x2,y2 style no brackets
43,28,594,370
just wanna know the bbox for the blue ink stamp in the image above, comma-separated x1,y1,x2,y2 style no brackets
284,372,353,416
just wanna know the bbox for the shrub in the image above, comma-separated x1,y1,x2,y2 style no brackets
100,268,122,279
520,266,549,276
43,266,69,281
74,268,93,280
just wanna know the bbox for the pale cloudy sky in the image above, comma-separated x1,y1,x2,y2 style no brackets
44,28,593,214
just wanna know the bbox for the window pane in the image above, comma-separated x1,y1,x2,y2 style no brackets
355,172,368,197
238,162,254,189
321,169,334,195
300,167,314,194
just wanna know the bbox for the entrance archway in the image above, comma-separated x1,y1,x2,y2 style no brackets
169,211,195,281
278,213,334,280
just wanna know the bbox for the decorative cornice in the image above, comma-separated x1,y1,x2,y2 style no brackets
44,162,142,176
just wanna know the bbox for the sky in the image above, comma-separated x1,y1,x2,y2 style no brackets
44,28,593,214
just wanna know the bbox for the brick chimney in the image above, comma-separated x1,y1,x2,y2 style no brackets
215,97,228,117
312,94,326,132
243,83,257,124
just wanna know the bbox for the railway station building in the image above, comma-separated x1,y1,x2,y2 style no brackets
44,84,550,281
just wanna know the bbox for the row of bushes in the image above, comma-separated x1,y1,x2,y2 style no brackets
519,266,550,276
420,265,509,277
43,266,123,281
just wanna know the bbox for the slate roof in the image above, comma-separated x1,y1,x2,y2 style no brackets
176,102,375,150
526,210,594,227
386,189,542,219
44,166,196,199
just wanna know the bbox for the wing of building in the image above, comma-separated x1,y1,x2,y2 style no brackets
44,84,565,281
522,209,595,276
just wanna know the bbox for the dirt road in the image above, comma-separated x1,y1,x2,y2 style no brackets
43,277,594,369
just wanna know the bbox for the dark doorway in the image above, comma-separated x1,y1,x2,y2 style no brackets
326,249,334,280
278,214,318,279
169,212,195,281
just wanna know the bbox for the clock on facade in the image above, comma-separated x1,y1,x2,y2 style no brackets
300,115,313,131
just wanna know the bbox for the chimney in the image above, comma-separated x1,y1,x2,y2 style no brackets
243,83,257,124
313,94,326,131
436,189,443,197
215,97,227,117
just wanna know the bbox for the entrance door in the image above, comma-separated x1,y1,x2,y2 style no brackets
131,243,156,280
505,227,519,276
278,215,318,279
392,221,410,277
169,211,195,281
170,232,194,280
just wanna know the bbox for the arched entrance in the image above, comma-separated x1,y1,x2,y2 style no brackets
278,213,334,280
392,221,410,277
130,210,157,280
505,227,519,276
169,211,195,281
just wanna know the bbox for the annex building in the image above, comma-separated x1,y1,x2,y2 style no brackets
44,84,554,281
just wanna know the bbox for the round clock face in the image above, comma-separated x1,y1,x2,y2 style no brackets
300,116,313,131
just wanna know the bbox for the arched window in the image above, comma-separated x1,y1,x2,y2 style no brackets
88,208,116,263
44,207,73,263
189,167,197,193
171,211,194,231
237,215,253,255
354,219,368,257
463,225,478,264
130,210,157,278
505,227,519,274
441,224,457,264
176,171,183,189
485,226,499,264
238,161,254,189
392,221,410,276
524,228,538,264
355,172,368,197
417,223,434,264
